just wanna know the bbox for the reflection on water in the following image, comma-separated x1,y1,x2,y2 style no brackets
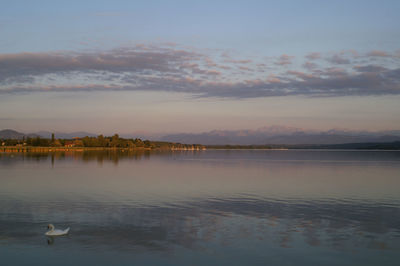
0,149,155,166
0,150,400,265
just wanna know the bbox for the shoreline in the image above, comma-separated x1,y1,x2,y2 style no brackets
0,146,205,153
1,145,399,153
0,146,150,152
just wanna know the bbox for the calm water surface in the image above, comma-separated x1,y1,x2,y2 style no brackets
1,150,400,265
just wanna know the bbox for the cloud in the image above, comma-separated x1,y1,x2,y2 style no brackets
305,52,321,60
267,74,281,84
224,59,252,64
354,65,387,73
203,66,400,98
302,61,318,70
2,67,399,98
204,57,217,67
322,67,348,77
0,48,201,83
218,65,231,70
327,54,350,64
367,50,390,57
1,46,399,98
238,66,252,71
275,54,294,65
287,70,314,80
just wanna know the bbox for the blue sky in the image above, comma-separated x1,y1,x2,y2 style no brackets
2,0,399,54
0,0,399,135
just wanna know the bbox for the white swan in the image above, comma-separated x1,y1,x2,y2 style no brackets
45,224,70,236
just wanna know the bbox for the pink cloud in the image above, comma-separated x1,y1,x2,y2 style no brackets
224,59,252,64
267,74,281,83
239,66,252,71
302,61,318,70
305,52,321,60
287,70,314,79
2,46,399,98
275,54,294,65
367,50,389,57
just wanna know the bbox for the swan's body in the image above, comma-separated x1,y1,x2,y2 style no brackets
45,224,70,236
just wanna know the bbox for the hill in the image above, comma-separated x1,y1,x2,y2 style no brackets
0,129,39,139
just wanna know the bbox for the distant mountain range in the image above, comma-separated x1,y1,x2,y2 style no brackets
2,126,400,145
160,126,400,145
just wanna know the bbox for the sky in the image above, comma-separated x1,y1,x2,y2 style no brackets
0,0,399,135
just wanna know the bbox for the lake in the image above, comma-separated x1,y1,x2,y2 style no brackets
1,150,400,265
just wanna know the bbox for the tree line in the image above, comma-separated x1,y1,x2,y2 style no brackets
0,134,205,150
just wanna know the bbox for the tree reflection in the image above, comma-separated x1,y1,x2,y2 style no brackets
0,150,199,166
